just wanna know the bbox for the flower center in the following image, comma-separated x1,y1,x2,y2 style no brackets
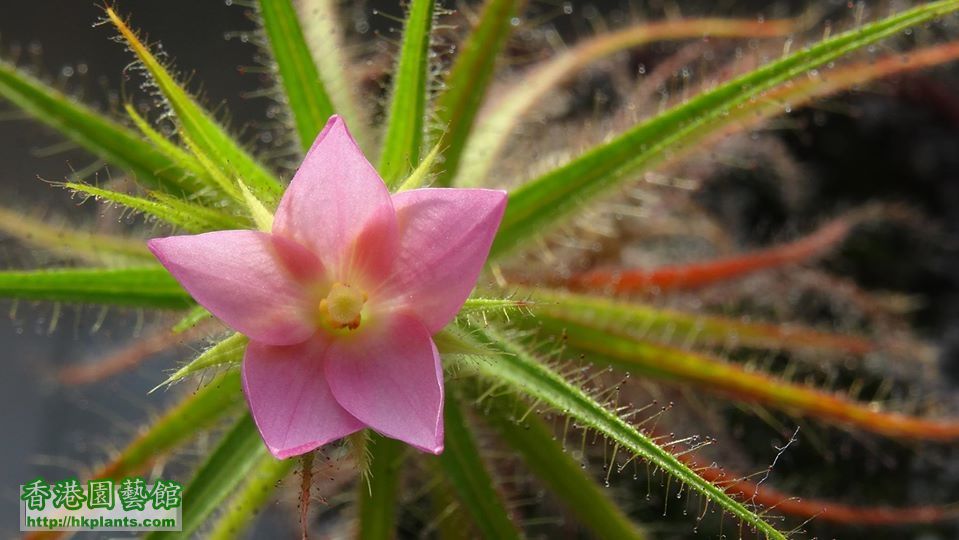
319,282,367,330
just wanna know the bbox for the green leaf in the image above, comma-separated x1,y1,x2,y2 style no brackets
434,328,498,357
449,325,786,539
490,0,959,258
175,131,246,204
0,61,196,193
430,468,474,540
98,370,244,480
430,0,525,187
396,139,443,191
297,0,371,150
458,296,532,321
66,182,248,233
151,192,251,230
106,8,284,205
207,452,295,540
237,180,275,232
479,392,646,540
454,16,799,187
357,433,406,540
537,317,959,441
257,0,335,151
436,391,522,540
148,413,271,540
519,287,873,355
123,103,217,196
0,266,189,308
172,306,213,334
691,40,959,155
156,333,248,391
378,0,435,187
0,206,153,266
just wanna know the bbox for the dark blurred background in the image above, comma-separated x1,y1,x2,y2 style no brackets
2,1,959,539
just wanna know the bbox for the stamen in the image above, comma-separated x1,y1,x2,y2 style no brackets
318,282,367,330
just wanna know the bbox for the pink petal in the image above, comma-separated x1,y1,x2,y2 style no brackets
243,337,364,458
149,231,319,346
379,188,507,333
273,115,398,284
324,313,444,454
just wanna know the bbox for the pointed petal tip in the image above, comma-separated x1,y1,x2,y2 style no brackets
460,187,508,214
489,189,508,216
147,235,196,272
243,339,365,458
324,315,445,456
308,114,352,155
382,188,508,332
147,231,317,345
385,432,444,455
264,428,446,459
147,235,191,268
145,236,169,260
266,442,317,460
484,187,509,199
275,110,397,280
403,418,444,455
264,433,357,459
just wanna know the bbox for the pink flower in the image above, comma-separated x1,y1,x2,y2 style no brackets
148,116,506,458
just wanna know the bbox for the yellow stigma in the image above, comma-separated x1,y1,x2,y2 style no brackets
318,282,367,330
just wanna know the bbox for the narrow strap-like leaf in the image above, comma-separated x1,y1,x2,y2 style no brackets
490,0,959,258
539,317,959,441
479,392,646,540
106,8,284,205
430,469,473,540
125,104,253,212
156,332,248,390
458,296,533,320
66,182,248,233
449,325,787,539
430,0,525,187
436,392,522,540
147,413,271,539
0,61,194,193
518,287,873,355
172,306,213,334
454,16,799,187
151,192,251,230
682,39,959,157
257,0,335,151
378,0,435,187
123,104,214,195
298,0,371,150
680,438,959,526
395,139,443,191
0,266,189,308
357,433,406,540
564,216,852,293
58,322,214,386
206,452,295,540
100,370,243,480
237,180,275,232
0,206,153,266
